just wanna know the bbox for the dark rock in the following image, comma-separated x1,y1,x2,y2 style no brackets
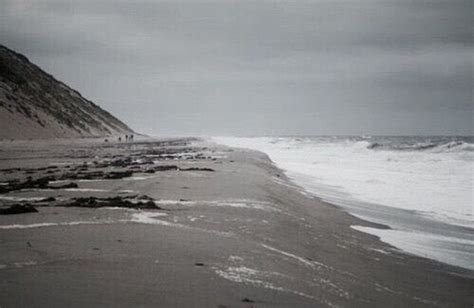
180,167,215,172
0,204,38,215
104,170,134,179
0,176,58,193
63,196,159,210
38,197,56,202
145,200,160,209
0,167,21,173
111,157,132,167
66,171,104,180
49,182,78,189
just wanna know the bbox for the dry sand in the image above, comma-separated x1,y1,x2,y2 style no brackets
0,138,472,307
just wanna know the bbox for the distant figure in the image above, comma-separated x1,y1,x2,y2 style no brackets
130,134,134,142
118,136,122,142
104,138,108,143
125,135,129,142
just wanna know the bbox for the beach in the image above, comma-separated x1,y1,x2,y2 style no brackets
214,136,474,271
0,138,472,307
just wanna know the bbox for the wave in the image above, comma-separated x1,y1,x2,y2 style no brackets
435,141,474,153
366,140,474,153
214,136,473,224
214,136,474,270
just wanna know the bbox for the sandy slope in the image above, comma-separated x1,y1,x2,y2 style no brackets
0,45,134,140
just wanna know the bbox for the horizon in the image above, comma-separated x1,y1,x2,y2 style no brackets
156,134,474,138
0,2,473,303
1,0,472,136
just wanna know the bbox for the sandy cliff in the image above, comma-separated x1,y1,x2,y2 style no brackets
0,45,133,140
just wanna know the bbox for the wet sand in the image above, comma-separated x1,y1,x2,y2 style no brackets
0,138,472,307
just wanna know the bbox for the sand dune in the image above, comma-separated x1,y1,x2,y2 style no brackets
0,45,134,140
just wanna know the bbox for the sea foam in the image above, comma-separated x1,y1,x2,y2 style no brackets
214,136,474,270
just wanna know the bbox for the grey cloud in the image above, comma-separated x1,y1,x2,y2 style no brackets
1,0,472,136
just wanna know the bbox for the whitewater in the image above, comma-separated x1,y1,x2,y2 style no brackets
214,136,474,270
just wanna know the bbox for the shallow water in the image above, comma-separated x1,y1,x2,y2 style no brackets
214,136,474,270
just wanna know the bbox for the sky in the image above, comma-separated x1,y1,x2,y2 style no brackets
1,0,472,136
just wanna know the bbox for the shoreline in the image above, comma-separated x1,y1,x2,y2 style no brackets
0,138,472,307
213,136,474,272
281,168,474,271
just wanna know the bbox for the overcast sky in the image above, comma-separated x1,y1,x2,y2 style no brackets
1,0,472,136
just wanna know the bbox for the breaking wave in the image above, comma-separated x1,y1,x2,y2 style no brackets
366,139,474,153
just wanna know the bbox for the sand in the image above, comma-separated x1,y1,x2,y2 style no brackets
0,137,472,307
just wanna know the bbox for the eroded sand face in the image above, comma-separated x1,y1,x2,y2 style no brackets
0,138,472,307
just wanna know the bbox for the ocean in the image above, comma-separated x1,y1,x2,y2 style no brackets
214,136,474,270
